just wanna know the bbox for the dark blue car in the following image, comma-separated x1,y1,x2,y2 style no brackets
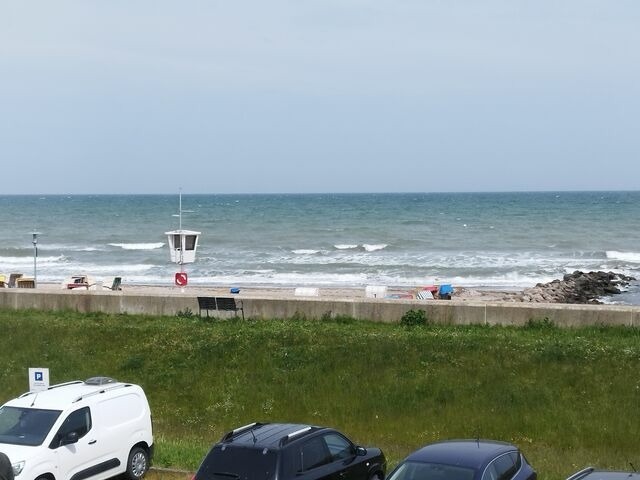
386,439,536,480
566,467,640,480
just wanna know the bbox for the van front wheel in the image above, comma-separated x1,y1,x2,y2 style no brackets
126,447,149,480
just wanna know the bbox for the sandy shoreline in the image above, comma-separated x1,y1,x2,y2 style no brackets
32,281,520,302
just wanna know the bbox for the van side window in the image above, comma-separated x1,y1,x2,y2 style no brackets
52,407,92,447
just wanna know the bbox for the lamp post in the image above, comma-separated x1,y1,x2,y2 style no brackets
32,232,40,288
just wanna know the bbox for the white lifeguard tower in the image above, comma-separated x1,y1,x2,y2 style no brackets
165,229,201,265
165,191,201,267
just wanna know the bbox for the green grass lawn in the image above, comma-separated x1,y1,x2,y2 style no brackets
1,309,639,480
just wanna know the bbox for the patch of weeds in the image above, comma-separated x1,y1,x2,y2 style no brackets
290,310,307,321
525,316,556,330
332,314,357,324
401,309,429,327
177,308,195,318
121,354,145,371
320,311,356,324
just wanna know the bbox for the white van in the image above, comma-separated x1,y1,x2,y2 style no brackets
0,377,154,480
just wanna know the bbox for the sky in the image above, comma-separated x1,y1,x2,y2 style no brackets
1,1,639,194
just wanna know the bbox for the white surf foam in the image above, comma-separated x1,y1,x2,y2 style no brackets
0,255,67,265
606,251,640,263
363,244,388,252
38,244,106,252
109,242,165,251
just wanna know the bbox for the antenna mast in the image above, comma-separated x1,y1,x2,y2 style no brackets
179,188,183,231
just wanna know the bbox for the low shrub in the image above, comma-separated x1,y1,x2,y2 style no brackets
401,309,429,327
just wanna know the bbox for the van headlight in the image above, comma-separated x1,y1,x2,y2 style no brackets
12,461,25,476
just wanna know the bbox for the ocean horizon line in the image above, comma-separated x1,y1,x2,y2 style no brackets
2,189,639,197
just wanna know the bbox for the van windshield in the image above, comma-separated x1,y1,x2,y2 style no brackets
0,406,62,446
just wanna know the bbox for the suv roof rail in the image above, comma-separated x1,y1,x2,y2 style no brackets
567,467,596,480
18,380,85,398
279,426,314,446
221,422,264,442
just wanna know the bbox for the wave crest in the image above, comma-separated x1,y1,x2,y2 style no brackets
109,243,165,251
606,251,640,263
363,244,388,252
334,244,359,250
0,255,66,265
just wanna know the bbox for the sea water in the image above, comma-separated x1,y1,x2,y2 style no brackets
1,191,639,304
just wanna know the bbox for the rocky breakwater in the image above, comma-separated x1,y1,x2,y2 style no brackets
517,271,635,304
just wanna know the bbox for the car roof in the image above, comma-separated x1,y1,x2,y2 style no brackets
568,469,640,480
405,440,517,470
586,474,640,480
220,423,328,449
2,378,133,411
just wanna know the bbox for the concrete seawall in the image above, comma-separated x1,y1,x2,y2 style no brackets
2,289,640,327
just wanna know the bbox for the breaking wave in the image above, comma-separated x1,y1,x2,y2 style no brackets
109,243,165,251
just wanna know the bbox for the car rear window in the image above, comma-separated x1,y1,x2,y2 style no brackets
196,444,278,480
388,461,476,480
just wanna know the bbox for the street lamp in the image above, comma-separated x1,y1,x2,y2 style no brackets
32,232,41,288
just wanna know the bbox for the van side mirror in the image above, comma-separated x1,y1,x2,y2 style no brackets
60,431,79,446
355,446,367,456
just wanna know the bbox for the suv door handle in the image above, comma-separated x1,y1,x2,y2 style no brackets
88,439,97,444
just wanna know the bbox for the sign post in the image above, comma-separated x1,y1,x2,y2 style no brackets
32,231,41,288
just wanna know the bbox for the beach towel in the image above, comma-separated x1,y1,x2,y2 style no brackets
417,290,434,300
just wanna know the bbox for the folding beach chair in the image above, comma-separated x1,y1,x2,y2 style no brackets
8,273,23,288
105,277,122,291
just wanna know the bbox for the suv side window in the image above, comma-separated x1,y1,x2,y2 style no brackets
51,407,92,448
297,436,331,472
323,433,355,461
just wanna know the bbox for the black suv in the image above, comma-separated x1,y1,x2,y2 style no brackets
193,422,386,480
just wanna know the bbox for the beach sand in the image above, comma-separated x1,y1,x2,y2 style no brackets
34,281,520,302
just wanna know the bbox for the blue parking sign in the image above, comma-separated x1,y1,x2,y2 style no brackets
29,367,49,392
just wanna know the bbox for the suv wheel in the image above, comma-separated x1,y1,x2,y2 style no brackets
126,446,149,480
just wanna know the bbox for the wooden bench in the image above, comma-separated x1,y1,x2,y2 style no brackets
197,296,244,319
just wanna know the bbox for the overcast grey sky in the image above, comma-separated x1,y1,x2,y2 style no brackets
2,1,639,194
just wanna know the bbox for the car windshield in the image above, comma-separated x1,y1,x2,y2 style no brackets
196,445,278,480
0,406,62,446
388,461,476,480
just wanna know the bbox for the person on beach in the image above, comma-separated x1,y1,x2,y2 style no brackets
0,451,13,480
